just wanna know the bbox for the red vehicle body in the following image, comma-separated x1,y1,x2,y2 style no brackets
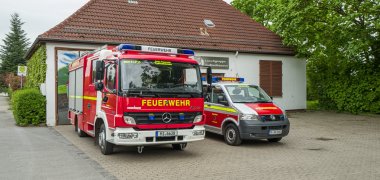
68,44,206,154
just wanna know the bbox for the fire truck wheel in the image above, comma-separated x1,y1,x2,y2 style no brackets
268,138,282,142
224,124,242,146
172,143,187,150
75,119,87,137
98,124,113,155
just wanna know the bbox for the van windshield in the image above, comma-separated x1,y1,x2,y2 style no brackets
120,59,202,97
225,85,272,103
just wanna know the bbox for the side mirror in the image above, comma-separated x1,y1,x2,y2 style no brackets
95,61,105,81
102,96,108,103
95,82,104,91
217,95,229,106
206,67,212,85
207,86,212,93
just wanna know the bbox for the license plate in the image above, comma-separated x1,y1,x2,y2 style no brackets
269,130,282,135
156,131,178,137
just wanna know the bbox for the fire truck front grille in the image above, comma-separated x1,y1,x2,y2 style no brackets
124,112,202,124
259,115,285,122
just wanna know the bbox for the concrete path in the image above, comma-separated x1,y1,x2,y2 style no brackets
0,96,116,180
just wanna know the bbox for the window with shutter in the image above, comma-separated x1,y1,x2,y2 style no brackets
259,60,282,97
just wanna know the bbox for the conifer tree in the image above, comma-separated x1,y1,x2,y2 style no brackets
0,13,30,75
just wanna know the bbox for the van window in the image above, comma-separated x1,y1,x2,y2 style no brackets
211,86,227,105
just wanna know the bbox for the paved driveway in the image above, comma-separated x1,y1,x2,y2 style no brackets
0,96,115,180
55,111,380,180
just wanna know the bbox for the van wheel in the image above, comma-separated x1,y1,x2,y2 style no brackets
224,124,242,146
268,138,282,142
76,119,87,137
98,124,113,155
172,143,187,151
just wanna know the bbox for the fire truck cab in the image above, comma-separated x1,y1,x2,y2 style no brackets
203,77,290,146
68,44,208,154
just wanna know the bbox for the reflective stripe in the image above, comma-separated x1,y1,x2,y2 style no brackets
205,105,237,113
83,96,97,101
69,96,97,101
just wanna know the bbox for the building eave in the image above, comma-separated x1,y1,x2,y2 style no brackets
25,37,295,59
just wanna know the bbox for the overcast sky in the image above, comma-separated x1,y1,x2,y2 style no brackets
0,0,233,46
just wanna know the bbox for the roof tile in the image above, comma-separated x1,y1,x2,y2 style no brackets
39,0,293,55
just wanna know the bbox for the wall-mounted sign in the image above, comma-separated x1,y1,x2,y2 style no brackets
17,66,27,76
141,46,178,54
195,56,229,69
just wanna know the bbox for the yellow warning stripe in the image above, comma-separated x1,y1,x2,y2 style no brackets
69,96,97,101
205,105,237,113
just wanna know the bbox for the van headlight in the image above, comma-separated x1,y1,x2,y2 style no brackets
124,116,136,125
193,115,203,123
239,114,258,121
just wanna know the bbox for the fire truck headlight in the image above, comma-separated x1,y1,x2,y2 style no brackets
124,116,136,125
193,115,203,123
240,114,258,121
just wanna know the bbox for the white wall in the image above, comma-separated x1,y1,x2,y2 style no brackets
195,50,306,110
45,43,101,126
43,43,305,126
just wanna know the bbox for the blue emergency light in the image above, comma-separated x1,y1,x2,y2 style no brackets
178,49,195,56
179,113,185,121
148,113,155,121
117,44,194,56
118,44,137,51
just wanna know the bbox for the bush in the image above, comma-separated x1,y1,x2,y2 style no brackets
3,73,25,91
11,88,46,126
0,86,6,93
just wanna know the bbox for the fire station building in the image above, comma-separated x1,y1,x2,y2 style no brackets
25,0,306,126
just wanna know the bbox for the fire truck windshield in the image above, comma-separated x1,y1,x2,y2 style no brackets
120,59,202,97
225,85,272,103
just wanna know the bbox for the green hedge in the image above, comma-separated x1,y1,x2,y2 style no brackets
11,88,46,126
26,45,46,88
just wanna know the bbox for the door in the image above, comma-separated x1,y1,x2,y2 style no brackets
56,49,91,125
101,63,117,128
84,59,100,126
57,50,80,125
205,86,230,128
204,85,237,135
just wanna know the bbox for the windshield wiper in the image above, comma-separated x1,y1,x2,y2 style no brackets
158,92,194,98
123,89,158,97
255,100,272,103
233,100,272,103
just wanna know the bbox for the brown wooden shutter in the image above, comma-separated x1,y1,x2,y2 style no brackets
271,61,282,96
260,61,272,95
260,60,282,97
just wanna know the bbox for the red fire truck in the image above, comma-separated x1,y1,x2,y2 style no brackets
68,44,209,154
203,77,290,146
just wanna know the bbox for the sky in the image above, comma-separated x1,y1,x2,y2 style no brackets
0,0,233,46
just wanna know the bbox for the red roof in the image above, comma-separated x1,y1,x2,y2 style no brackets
29,0,294,57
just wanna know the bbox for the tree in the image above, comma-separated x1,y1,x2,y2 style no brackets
232,0,380,113
0,13,30,75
